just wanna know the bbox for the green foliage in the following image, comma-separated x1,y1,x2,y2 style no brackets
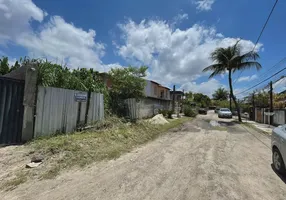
255,91,269,107
108,66,148,115
0,56,24,75
212,87,229,101
0,57,10,75
193,93,211,108
158,109,168,117
167,110,173,119
184,106,198,117
212,100,230,109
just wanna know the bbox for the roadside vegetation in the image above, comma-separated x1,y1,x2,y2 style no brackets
1,117,192,190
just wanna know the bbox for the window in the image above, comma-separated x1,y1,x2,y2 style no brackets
160,90,164,98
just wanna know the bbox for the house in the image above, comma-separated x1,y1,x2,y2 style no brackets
170,91,184,102
139,80,171,118
144,80,170,100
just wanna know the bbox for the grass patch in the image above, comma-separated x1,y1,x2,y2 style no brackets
213,126,227,131
2,172,27,191
27,116,192,179
242,122,271,136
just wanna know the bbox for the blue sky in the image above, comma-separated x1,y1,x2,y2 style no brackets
0,0,285,97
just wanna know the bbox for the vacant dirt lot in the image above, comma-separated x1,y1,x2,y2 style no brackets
1,111,286,200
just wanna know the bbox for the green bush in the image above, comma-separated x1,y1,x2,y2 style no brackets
167,110,173,119
159,109,169,117
184,106,197,117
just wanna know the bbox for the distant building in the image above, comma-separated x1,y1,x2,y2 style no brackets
170,91,184,102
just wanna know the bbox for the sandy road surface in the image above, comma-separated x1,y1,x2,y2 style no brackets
2,111,286,200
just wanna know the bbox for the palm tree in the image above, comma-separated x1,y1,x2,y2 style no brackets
213,87,229,101
203,41,262,122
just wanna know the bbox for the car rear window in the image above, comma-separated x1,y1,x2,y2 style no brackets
220,108,230,111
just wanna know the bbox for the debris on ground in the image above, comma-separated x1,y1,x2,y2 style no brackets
26,162,42,168
209,120,220,127
31,155,44,163
148,114,170,125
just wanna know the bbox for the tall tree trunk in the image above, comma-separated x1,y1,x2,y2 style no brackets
228,69,242,122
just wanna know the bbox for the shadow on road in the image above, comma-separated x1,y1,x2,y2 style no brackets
271,164,286,184
218,121,241,127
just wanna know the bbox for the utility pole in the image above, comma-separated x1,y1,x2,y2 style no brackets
270,81,274,125
172,85,176,112
229,94,232,111
252,93,255,121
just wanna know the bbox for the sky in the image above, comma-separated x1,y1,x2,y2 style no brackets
0,0,285,97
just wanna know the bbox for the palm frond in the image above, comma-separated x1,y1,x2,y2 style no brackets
202,64,224,72
209,69,223,79
233,61,262,72
240,51,260,61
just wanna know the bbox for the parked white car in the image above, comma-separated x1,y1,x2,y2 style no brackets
271,124,286,174
218,108,232,118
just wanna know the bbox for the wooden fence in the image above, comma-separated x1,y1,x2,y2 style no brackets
34,86,104,137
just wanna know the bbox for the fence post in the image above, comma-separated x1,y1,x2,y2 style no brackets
85,91,91,124
22,64,38,142
270,81,274,125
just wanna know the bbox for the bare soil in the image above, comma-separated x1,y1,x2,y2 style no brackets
1,112,286,200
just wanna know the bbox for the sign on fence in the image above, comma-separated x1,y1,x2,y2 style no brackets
74,92,88,102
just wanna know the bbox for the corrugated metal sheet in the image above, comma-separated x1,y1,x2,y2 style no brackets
273,109,286,125
0,77,25,144
35,86,104,137
87,93,104,123
125,98,140,120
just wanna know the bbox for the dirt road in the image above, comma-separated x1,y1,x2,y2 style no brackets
2,112,286,200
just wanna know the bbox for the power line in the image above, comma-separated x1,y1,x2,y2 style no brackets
252,0,279,51
233,0,279,83
235,66,286,96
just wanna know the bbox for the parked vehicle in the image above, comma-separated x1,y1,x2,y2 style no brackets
198,108,207,115
271,125,286,174
215,108,220,113
218,108,232,118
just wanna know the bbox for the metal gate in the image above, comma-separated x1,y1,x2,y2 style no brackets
0,77,25,144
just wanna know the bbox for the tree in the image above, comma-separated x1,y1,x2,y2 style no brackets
212,87,229,101
108,66,148,115
193,93,211,108
202,41,261,122
0,57,10,75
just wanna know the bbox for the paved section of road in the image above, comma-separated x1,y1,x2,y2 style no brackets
2,111,286,200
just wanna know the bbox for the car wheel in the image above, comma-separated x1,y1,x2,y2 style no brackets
273,148,286,174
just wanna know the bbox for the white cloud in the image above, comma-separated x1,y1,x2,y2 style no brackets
273,77,286,93
0,0,119,72
116,19,262,88
193,0,215,11
17,16,106,70
237,75,258,82
179,79,226,97
172,13,188,26
0,0,46,44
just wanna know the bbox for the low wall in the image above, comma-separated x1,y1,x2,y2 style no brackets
125,97,171,120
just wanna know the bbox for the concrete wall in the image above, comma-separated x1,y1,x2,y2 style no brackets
139,97,171,119
125,97,171,120
34,86,104,137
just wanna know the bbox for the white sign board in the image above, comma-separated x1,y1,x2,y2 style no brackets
74,92,87,102
264,112,275,116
